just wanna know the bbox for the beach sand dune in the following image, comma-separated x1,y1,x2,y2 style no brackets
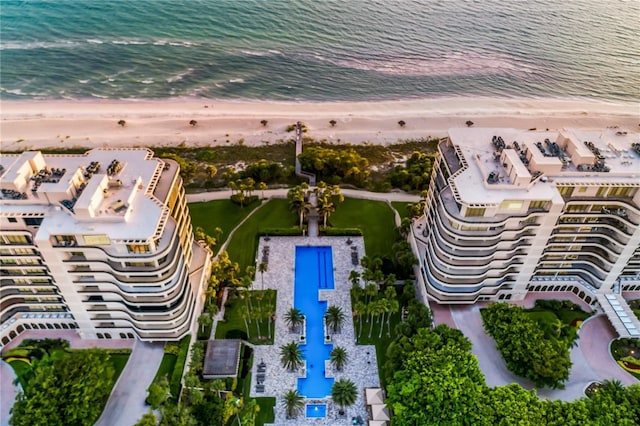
1,98,638,151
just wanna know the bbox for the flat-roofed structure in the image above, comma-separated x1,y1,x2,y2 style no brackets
418,128,640,311
203,339,242,379
0,148,211,346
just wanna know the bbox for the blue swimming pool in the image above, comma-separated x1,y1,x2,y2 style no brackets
295,246,335,398
306,403,327,418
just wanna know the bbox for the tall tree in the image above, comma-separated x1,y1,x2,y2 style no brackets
325,305,346,334
258,262,267,290
10,349,116,426
282,389,304,419
279,341,304,371
331,379,358,414
284,308,305,333
353,301,367,339
330,347,349,371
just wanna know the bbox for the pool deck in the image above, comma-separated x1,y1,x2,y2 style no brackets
250,236,379,425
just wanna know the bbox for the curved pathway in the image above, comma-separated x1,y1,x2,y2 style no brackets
449,305,637,402
579,315,637,386
94,340,164,426
1,361,20,426
186,188,419,204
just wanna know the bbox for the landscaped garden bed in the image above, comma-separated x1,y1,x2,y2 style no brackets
610,338,640,380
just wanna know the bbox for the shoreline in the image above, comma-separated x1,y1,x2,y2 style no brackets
1,97,638,151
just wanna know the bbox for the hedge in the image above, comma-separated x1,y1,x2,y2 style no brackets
323,227,363,236
258,228,303,236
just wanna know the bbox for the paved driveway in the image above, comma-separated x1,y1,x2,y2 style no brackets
448,305,638,402
94,340,165,426
1,361,20,426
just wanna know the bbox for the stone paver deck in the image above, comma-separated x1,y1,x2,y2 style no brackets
250,236,379,425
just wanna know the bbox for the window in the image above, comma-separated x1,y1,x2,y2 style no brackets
8,217,18,223
578,187,588,193
24,218,43,226
127,244,151,254
567,205,588,213
529,200,548,210
465,207,486,217
500,200,524,210
608,186,634,197
596,186,607,197
557,186,574,197
5,235,29,245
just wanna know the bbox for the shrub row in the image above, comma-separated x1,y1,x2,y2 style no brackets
323,227,363,236
258,228,303,236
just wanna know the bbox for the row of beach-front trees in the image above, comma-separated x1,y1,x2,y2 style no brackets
287,181,344,229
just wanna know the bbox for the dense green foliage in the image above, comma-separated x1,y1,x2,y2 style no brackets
385,319,640,425
298,146,370,186
481,303,572,388
10,349,116,426
384,151,434,191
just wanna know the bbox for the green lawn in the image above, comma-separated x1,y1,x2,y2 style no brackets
355,312,401,388
215,290,277,345
8,359,31,389
169,335,191,398
226,199,297,273
153,353,177,383
391,202,413,221
255,397,276,425
189,199,261,254
329,198,397,259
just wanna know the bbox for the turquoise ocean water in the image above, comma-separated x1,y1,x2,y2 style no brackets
1,0,639,102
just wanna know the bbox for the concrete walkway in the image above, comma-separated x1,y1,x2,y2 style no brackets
448,304,637,401
1,361,20,426
186,188,419,204
94,340,164,426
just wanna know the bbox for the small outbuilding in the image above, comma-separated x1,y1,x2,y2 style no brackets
202,339,242,379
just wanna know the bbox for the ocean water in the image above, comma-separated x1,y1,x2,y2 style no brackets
1,0,638,102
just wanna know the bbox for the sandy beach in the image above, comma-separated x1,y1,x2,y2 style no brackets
1,97,638,151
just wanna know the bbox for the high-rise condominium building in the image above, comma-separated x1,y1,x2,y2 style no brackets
418,128,640,308
0,148,210,347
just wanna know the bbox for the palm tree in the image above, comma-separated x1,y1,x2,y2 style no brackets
331,379,357,415
387,298,399,337
329,119,337,127
348,271,361,288
398,120,406,127
325,305,346,334
197,313,213,335
364,283,378,306
280,341,304,371
258,262,267,290
189,119,198,127
353,301,366,339
118,119,126,127
287,187,307,229
238,303,251,339
257,182,267,199
378,298,390,338
368,300,385,338
260,119,268,127
330,347,348,371
317,194,335,228
282,389,304,419
284,308,304,333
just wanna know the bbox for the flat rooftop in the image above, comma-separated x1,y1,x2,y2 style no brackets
203,339,242,378
0,148,167,241
446,128,640,205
